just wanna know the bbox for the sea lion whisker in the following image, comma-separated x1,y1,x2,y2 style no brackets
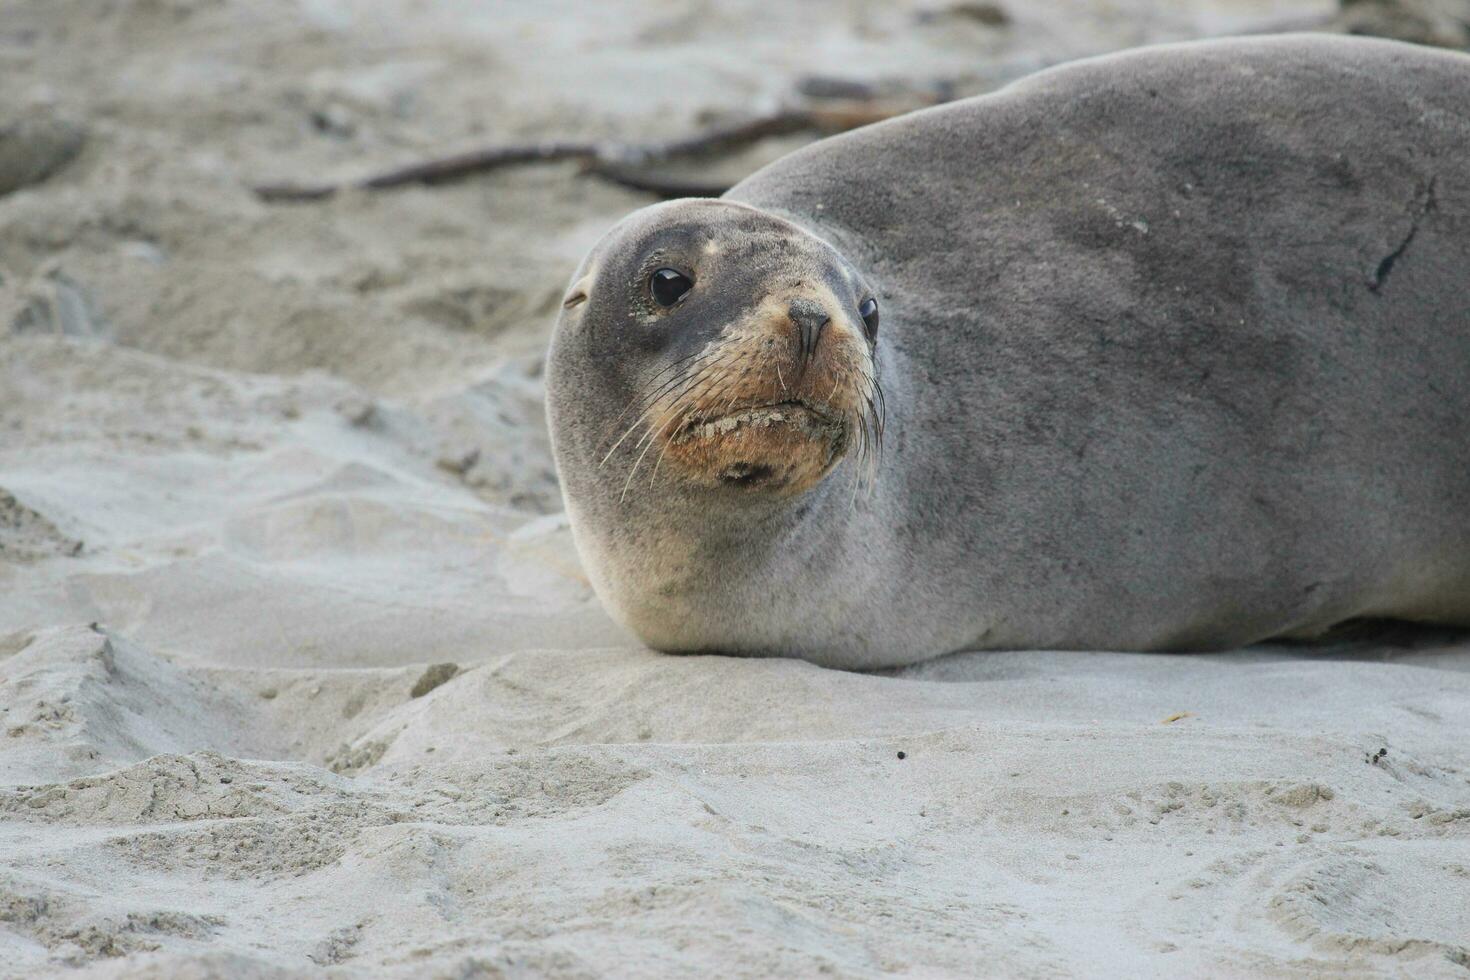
632,366,729,454
609,346,746,462
617,343,735,427
847,417,865,511
864,389,883,453
604,348,727,446
601,410,659,467
856,405,881,495
621,388,713,500
620,427,664,503
631,375,710,455
627,374,730,499
719,361,761,415
608,347,708,425
599,352,729,465
651,402,707,485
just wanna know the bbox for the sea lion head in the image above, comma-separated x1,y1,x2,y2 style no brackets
548,199,883,502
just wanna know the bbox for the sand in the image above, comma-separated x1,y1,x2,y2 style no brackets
3,0,1469,976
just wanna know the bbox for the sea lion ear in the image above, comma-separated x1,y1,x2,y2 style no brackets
562,273,593,309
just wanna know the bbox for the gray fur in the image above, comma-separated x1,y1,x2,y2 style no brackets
547,34,1470,668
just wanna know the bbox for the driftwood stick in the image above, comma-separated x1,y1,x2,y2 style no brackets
251,98,938,203
583,163,734,199
361,141,598,187
253,181,339,202
636,111,812,161
255,141,598,202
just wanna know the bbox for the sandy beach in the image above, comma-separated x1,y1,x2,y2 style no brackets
2,0,1469,975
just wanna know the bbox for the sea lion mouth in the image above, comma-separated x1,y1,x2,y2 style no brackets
667,399,848,492
674,400,842,444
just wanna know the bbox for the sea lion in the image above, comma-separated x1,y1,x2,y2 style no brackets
545,34,1470,669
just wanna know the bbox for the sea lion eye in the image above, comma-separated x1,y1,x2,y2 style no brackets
650,268,694,307
858,297,879,338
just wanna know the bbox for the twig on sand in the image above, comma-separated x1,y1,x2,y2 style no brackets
581,164,732,200
251,98,942,203
254,141,599,201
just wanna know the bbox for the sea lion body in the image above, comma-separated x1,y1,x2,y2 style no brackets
547,35,1470,669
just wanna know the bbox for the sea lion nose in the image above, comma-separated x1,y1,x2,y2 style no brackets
788,299,831,359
